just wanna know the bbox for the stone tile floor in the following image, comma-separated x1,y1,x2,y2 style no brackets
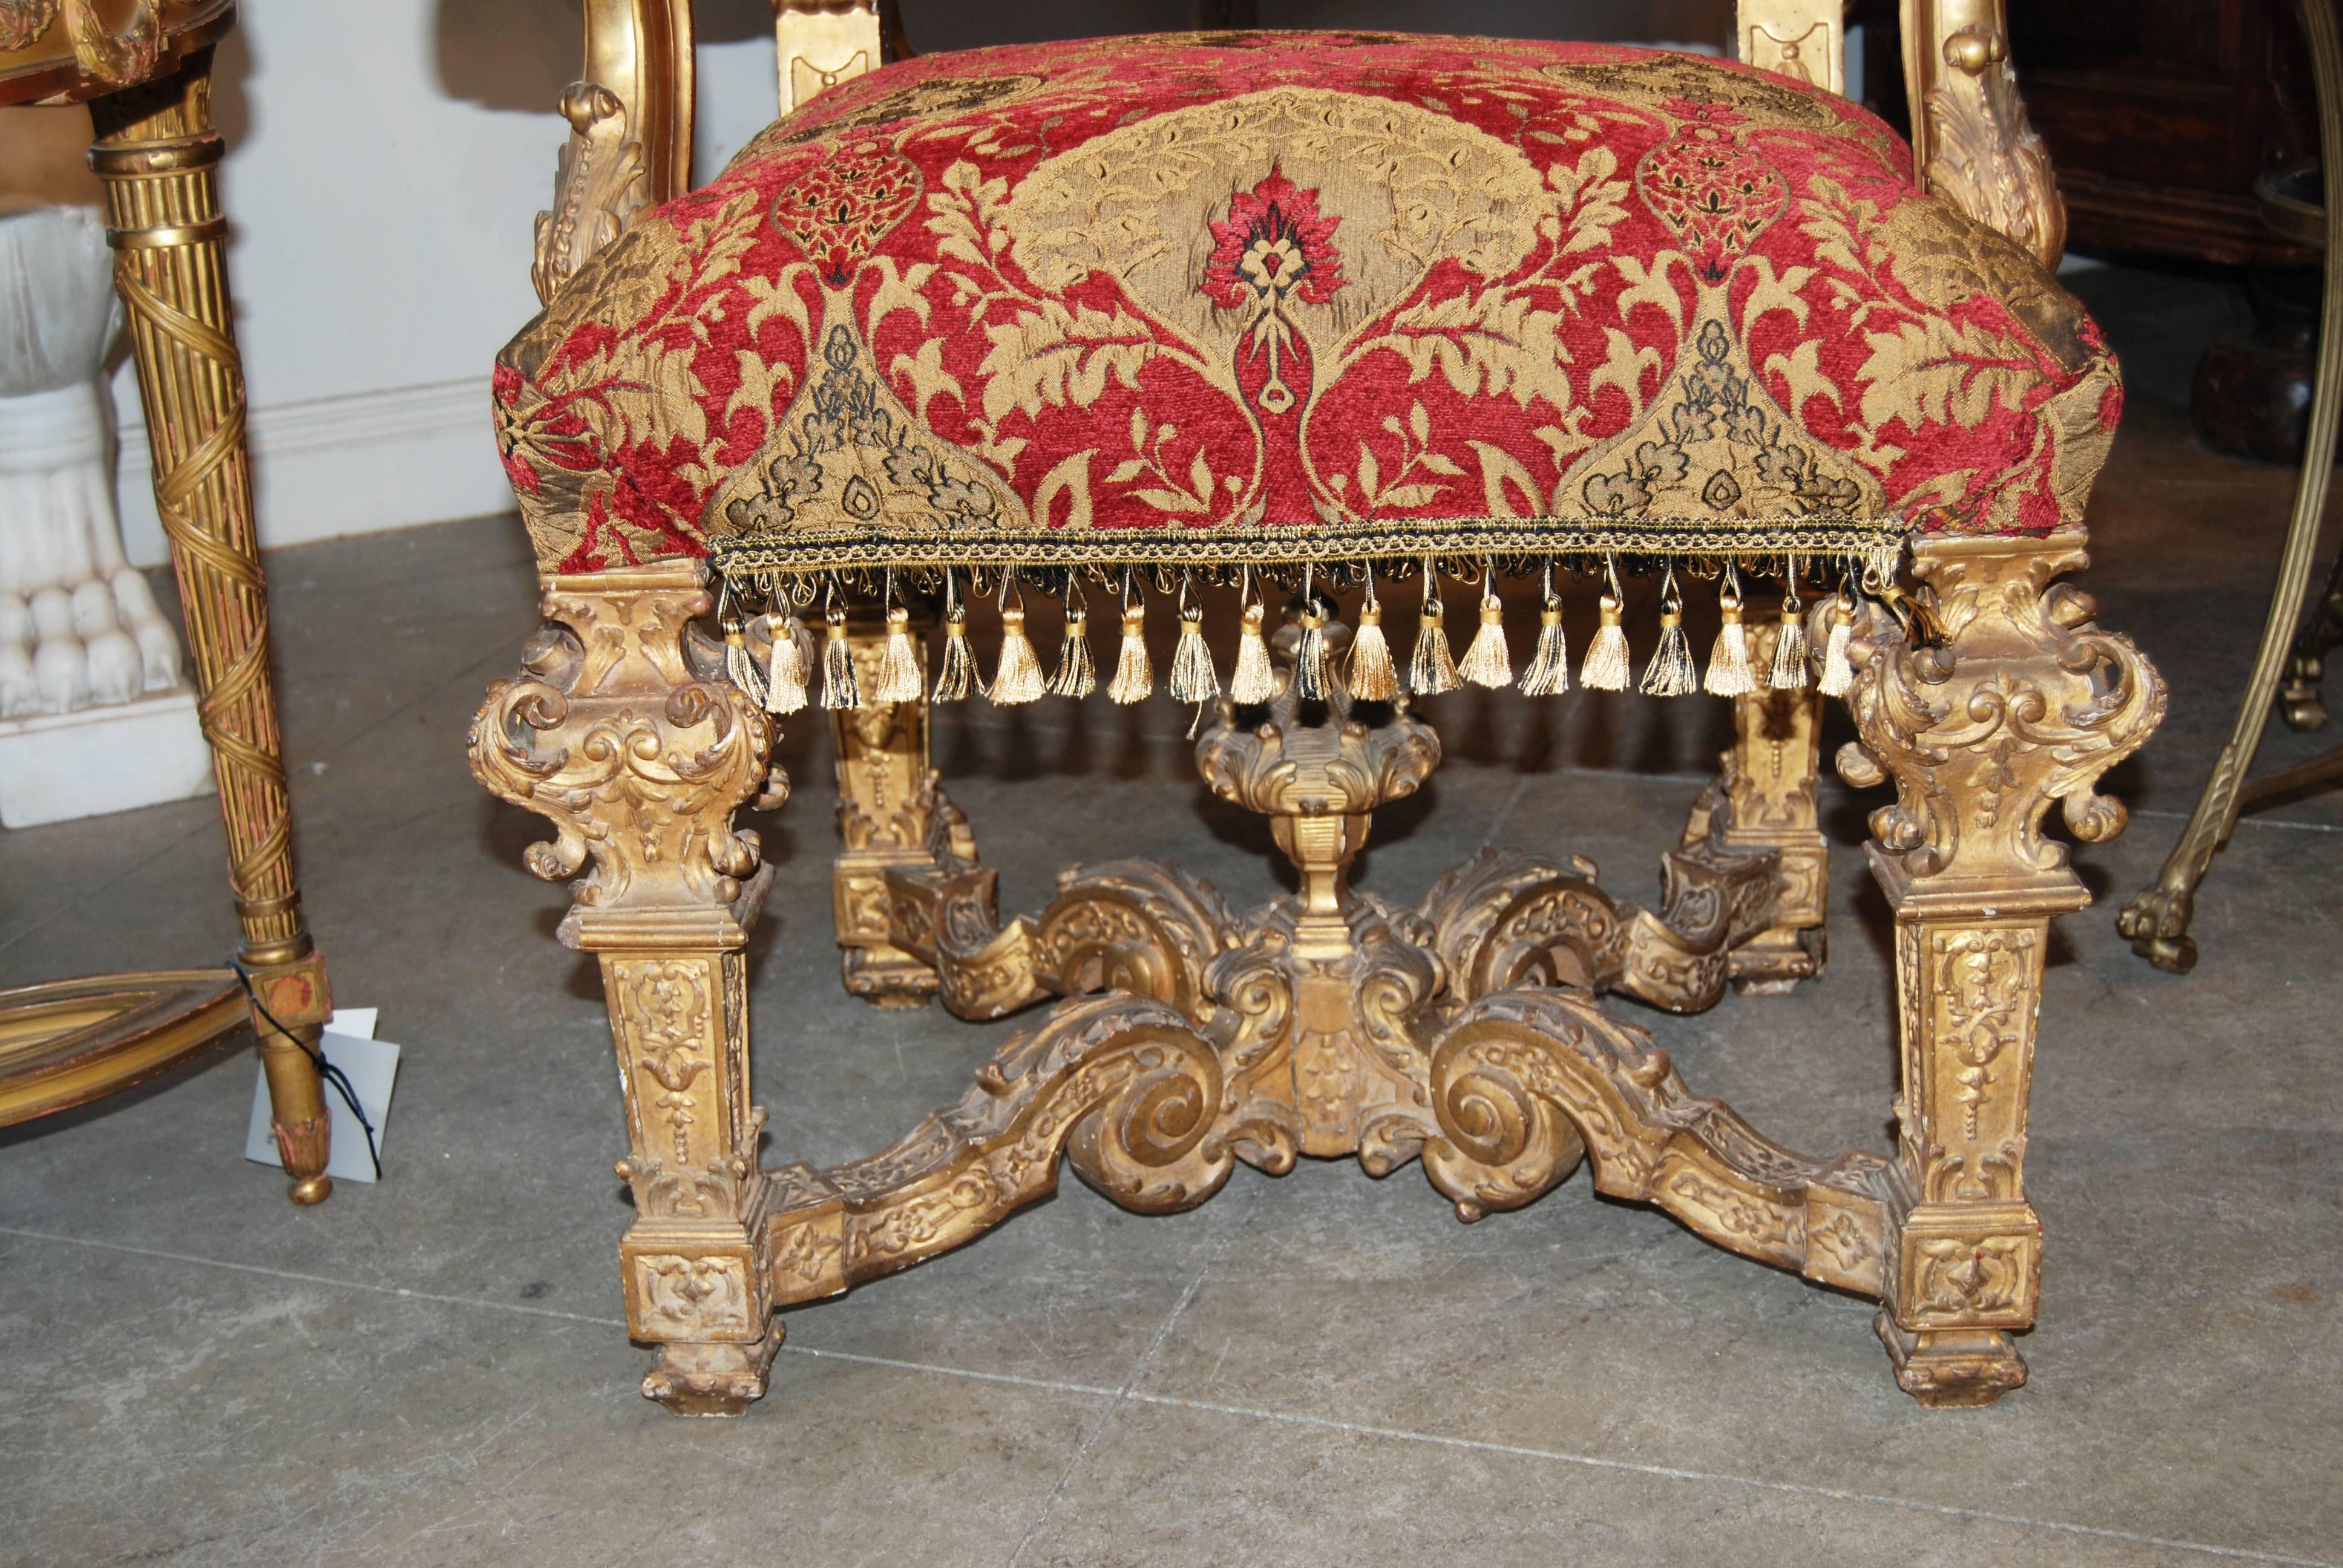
2,264,2339,1566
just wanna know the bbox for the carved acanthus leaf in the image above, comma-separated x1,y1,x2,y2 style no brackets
1922,26,2066,270
533,80,653,305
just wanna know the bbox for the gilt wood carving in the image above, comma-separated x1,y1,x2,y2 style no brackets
486,4,2160,1415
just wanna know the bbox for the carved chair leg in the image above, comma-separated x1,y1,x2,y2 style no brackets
831,595,978,1009
1685,619,1828,995
1843,534,2164,1406
470,562,782,1416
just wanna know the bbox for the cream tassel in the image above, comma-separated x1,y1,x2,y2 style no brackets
1640,568,1697,697
1457,564,1512,689
1518,566,1570,697
1047,590,1095,699
989,575,1045,705
725,621,764,705
820,605,860,710
874,604,923,702
1817,591,1856,697
932,600,977,702
1109,603,1153,704
1410,565,1460,696
1581,559,1631,691
764,612,811,714
1230,599,1276,704
1703,574,1755,697
1348,590,1400,702
1768,581,1810,691
1168,583,1219,704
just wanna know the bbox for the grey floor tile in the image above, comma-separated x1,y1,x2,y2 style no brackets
0,1230,1104,1568
1011,1396,2275,1568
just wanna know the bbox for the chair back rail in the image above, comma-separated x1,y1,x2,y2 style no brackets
529,0,2062,310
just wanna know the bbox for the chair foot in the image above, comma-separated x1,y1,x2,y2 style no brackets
1876,1313,2028,1408
643,1332,780,1417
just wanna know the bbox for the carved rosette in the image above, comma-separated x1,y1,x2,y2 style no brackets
1841,533,2164,1403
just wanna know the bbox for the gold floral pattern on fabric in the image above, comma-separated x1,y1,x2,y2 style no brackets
491,32,2119,576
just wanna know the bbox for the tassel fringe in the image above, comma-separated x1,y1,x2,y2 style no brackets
726,624,764,707
820,611,861,710
1411,598,1460,695
1768,598,1810,690
1519,604,1570,696
1817,601,1855,697
1581,593,1630,691
1294,604,1334,700
1048,602,1095,698
874,606,923,702
1458,592,1512,689
1169,604,1219,702
1640,606,1699,697
1704,590,1755,697
991,607,1046,704
764,613,811,714
933,606,977,701
1109,607,1152,704
1348,601,1400,701
1230,601,1276,704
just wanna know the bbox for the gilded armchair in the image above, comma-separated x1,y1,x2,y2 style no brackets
470,0,2165,1415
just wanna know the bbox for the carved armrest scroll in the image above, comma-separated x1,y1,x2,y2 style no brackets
1900,0,2066,268
532,0,696,303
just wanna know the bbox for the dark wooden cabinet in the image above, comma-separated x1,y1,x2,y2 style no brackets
1862,0,2325,268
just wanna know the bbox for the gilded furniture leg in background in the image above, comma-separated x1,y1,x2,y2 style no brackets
1843,534,2164,1404
87,48,335,1205
831,596,978,1009
2119,0,2343,973
1685,619,1829,995
2278,548,2343,730
470,563,784,1414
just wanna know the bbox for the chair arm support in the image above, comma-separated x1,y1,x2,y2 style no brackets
1899,0,2066,268
531,0,696,304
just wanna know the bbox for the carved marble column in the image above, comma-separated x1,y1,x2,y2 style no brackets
1841,534,2163,1404
470,561,782,1414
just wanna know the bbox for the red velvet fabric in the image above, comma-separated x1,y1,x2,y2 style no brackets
494,32,2118,577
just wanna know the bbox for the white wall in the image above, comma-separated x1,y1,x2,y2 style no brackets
115,0,1729,563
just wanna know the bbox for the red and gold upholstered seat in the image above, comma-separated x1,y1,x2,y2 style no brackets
493,32,2118,589
470,13,2171,1419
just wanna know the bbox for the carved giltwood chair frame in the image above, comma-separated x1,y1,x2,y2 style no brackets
472,0,2164,1414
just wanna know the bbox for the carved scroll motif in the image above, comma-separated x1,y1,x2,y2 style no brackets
467,566,771,931
1843,536,2164,889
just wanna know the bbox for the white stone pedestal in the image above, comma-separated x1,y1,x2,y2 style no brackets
0,206,212,829
0,686,213,828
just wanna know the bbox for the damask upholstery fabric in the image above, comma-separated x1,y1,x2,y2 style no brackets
491,31,2120,579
